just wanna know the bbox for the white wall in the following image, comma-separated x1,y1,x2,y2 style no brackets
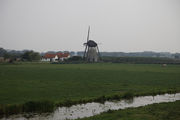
40,55,68,62
40,58,50,61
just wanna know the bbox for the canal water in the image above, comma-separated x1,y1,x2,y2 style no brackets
1,93,180,120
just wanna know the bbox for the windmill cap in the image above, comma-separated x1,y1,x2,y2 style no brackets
87,40,97,47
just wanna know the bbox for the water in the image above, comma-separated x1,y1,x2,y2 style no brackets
1,93,180,120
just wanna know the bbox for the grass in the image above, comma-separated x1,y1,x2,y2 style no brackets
55,92,134,107
0,63,180,114
0,98,54,115
78,100,180,120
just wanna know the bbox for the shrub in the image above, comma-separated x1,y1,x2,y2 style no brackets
113,94,121,100
106,109,114,113
123,92,134,99
106,96,111,101
9,58,14,63
22,98,55,112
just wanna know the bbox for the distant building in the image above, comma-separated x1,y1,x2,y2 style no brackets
16,58,21,61
40,53,70,62
6,58,10,62
57,53,71,61
0,57,4,62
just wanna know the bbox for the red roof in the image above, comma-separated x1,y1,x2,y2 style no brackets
43,53,57,58
57,53,70,58
43,53,70,59
57,53,63,59
62,53,70,57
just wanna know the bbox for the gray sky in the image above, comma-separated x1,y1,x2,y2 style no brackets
0,0,180,53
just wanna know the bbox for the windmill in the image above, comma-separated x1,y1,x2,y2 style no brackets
83,26,101,62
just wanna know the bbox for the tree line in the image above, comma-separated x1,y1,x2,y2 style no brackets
2,51,41,62
101,56,180,64
0,47,179,63
77,51,180,58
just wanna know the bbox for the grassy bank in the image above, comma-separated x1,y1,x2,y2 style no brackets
0,63,180,114
78,100,180,120
0,92,134,115
0,98,54,116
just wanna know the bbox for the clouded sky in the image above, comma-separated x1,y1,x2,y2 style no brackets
0,0,180,53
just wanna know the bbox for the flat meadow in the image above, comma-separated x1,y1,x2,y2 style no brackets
0,62,180,106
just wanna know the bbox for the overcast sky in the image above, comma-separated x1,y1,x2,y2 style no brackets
0,0,180,53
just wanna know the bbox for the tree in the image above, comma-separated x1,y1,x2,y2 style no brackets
56,51,63,53
29,52,41,61
21,51,33,60
174,55,179,58
70,51,75,56
64,51,69,53
22,50,29,54
77,51,84,57
10,50,16,55
46,51,56,53
0,47,7,57
9,58,14,63
156,53,160,57
69,56,82,61
3,52,11,60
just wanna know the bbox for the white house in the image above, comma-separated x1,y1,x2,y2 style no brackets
40,53,58,62
57,53,71,61
40,53,70,62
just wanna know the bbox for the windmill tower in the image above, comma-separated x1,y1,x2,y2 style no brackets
83,26,101,62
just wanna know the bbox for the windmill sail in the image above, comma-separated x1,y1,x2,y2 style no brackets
83,26,90,59
87,26,90,42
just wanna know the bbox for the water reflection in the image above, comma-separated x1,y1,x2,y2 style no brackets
124,98,134,104
1,93,180,120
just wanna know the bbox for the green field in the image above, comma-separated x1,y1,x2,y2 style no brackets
0,63,180,106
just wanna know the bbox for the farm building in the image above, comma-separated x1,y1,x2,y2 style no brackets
40,53,70,62
0,57,4,62
56,53,71,61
